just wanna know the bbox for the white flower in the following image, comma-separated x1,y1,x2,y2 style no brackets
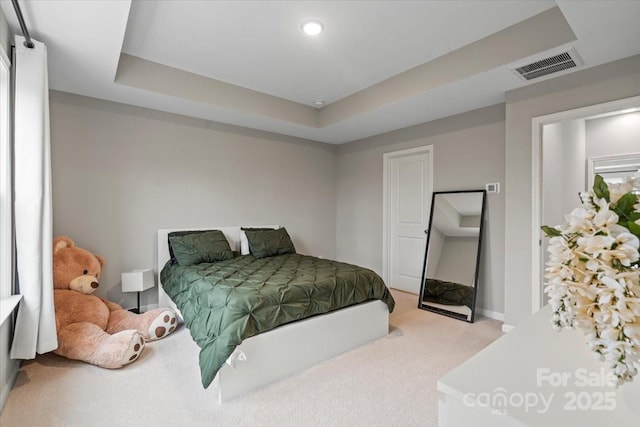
543,175,640,386
609,181,633,204
612,233,640,266
564,208,595,233
593,200,619,228
577,235,615,254
625,324,640,341
580,192,596,209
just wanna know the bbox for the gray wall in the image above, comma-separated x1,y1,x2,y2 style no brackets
426,228,444,278
49,91,337,310
504,54,640,327
336,104,506,316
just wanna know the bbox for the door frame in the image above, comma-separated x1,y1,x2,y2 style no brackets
382,145,434,288
530,95,640,313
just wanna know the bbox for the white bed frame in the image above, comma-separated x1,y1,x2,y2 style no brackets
157,226,389,402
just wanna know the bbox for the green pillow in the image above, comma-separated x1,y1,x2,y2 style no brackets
244,228,296,258
168,230,234,266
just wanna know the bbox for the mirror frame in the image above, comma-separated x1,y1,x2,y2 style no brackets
418,189,486,323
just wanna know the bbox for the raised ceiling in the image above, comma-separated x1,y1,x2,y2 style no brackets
1,0,639,144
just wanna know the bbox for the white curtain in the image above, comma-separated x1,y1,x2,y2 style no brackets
10,36,57,359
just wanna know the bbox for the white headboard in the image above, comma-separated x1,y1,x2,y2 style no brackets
157,226,278,314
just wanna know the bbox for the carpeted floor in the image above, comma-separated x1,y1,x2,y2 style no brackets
0,290,502,426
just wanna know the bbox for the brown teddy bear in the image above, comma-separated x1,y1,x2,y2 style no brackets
53,236,178,368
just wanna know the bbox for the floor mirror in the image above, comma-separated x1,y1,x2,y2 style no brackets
418,190,486,322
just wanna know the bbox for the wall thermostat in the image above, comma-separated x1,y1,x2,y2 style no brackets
486,183,500,193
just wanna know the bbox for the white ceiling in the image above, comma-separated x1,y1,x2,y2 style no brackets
1,0,639,144
122,1,554,106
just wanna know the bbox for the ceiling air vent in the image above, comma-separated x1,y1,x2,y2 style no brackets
512,48,583,81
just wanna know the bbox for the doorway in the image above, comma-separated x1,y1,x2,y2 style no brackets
382,146,433,294
531,95,640,312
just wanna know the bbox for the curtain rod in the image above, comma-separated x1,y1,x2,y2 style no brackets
11,0,34,49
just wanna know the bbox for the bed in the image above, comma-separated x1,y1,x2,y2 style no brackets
157,226,395,402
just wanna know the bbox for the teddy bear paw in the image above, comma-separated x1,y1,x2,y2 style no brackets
146,310,177,341
123,333,145,365
95,330,145,369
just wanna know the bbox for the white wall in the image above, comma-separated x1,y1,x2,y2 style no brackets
434,237,478,286
0,7,8,56
49,91,337,310
542,111,640,235
336,104,505,316
586,111,640,158
542,119,586,229
504,54,640,327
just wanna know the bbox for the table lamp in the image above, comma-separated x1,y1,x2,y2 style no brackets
121,269,155,314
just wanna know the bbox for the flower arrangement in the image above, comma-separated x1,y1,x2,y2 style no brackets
542,174,640,385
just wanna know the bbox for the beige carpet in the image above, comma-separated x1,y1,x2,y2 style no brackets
0,290,502,426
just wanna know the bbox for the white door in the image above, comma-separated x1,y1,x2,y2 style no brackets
383,147,433,294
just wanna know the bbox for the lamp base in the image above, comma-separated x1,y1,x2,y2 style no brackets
127,292,142,314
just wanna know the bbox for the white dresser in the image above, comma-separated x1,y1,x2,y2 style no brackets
438,305,640,426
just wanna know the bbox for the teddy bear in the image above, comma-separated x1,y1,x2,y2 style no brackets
52,236,178,368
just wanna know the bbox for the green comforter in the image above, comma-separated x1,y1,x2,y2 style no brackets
422,278,474,308
160,253,395,388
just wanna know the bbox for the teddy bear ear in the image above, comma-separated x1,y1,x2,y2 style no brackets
53,236,75,254
95,255,106,269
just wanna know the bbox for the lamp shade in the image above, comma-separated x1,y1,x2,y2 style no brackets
121,269,155,293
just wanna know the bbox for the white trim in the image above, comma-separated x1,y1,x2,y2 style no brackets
0,295,22,326
382,145,433,287
501,324,515,333
475,307,504,322
587,152,640,189
531,120,542,314
531,95,640,313
123,302,159,314
0,42,9,69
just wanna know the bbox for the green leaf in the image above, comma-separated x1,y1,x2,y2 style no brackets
627,220,640,240
541,225,562,237
629,211,640,222
593,175,610,201
614,193,637,221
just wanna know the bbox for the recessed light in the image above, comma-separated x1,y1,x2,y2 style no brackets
314,100,325,107
302,21,323,36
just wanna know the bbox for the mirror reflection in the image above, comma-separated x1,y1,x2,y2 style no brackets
419,190,486,322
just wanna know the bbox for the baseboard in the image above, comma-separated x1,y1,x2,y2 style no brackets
501,324,515,333
142,303,160,312
475,307,504,321
124,303,159,313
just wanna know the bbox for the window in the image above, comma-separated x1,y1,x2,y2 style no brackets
590,153,640,195
0,45,13,310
